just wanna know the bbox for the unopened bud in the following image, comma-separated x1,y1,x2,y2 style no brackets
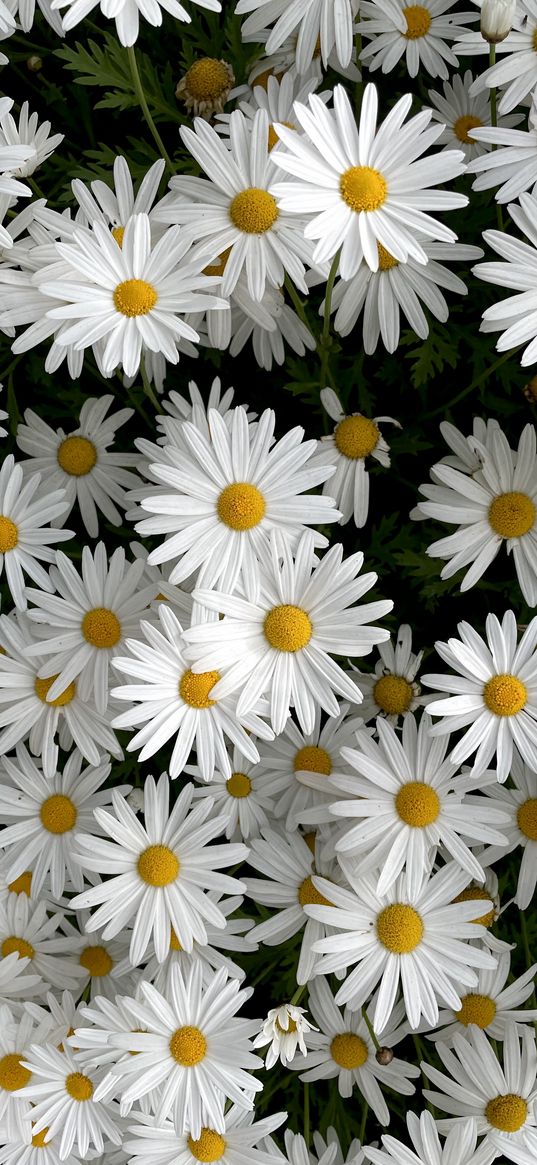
480,0,516,43
26,55,42,71
376,1046,394,1065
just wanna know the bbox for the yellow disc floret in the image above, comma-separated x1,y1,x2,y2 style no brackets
79,945,114,978
377,242,399,270
264,605,312,652
226,772,252,798
483,673,527,717
112,226,125,247
31,1128,50,1148
113,279,158,317
82,607,121,649
485,1094,528,1133
294,745,332,775
517,798,537,840
456,993,497,1028
330,1032,368,1069
184,58,231,101
340,166,388,213
7,871,32,895
1,936,34,959
169,1025,207,1066
0,1054,32,1091
453,114,483,143
217,482,266,530
0,517,18,553
452,886,495,927
334,415,380,460
488,492,536,538
395,781,441,827
298,874,332,907
35,675,76,706
40,794,77,834
179,669,220,708
376,903,424,953
229,188,279,234
57,436,97,476
373,674,413,715
188,1130,226,1163
137,844,179,887
403,4,432,37
65,1072,94,1101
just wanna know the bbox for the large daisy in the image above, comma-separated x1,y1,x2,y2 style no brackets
364,1110,498,1165
124,1105,286,1165
234,0,360,73
357,0,477,80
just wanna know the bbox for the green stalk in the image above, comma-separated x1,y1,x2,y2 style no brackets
127,45,174,173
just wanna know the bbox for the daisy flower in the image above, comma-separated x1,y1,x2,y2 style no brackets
157,375,240,439
0,950,42,1005
363,1111,497,1165
422,609,537,782
271,83,468,277
307,861,497,1032
352,623,428,723
14,1044,122,1159
234,0,360,73
0,896,85,992
25,543,157,713
184,529,393,736
0,1003,56,1142
0,744,127,899
176,57,235,118
0,101,63,177
316,388,398,526
423,1024,537,1165
215,71,324,146
474,192,537,367
153,109,317,302
52,0,221,47
479,754,537,908
253,1003,317,1066
70,773,248,965
58,912,136,1001
0,454,71,610
357,0,477,80
136,405,339,599
312,1129,364,1165
190,747,276,839
427,950,537,1042
142,891,255,988
428,71,520,161
455,0,537,115
111,604,273,781
227,280,317,369
16,394,141,538
67,154,167,234
125,1108,286,1165
0,1124,80,1165
466,101,537,201
0,385,8,438
98,963,263,1136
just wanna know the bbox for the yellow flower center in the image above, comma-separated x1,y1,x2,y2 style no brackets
294,745,332,775
298,874,332,907
268,120,294,151
31,1128,50,1148
226,771,252,798
179,668,220,708
0,1054,31,1091
0,516,18,553
395,781,440,827
7,871,32,895
264,604,312,652
488,491,536,538
35,675,76,707
330,1032,369,1069
456,992,497,1028
170,928,182,951
113,278,158,317
334,415,380,460
377,242,399,270
517,798,537,840
1,935,34,959
40,794,77,834
340,166,388,213
65,1072,93,1102
137,844,179,887
82,607,122,649
169,1025,207,1066
483,673,527,717
303,830,317,855
453,114,483,143
485,1094,528,1133
229,188,279,234
111,226,124,247
376,903,424,953
403,4,432,37
217,482,266,530
533,27,537,50
57,435,97,476
187,1130,226,1163
452,886,495,927
203,248,231,277
79,945,114,978
185,58,231,100
275,1016,297,1033
373,674,413,715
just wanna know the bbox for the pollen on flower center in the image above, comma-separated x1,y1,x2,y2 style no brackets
7,871,32,895
137,844,179,887
294,745,332,775
452,886,495,927
334,415,380,459
185,58,231,100
376,903,424,953
340,166,388,214
377,242,399,270
217,482,266,530
229,188,279,234
517,797,537,839
373,674,413,714
40,793,77,834
298,874,333,907
79,945,114,978
453,114,483,143
113,278,158,317
179,668,220,708
31,1128,49,1148
1,935,34,959
82,607,122,648
264,604,312,652
111,226,124,247
0,516,18,553
57,435,97,476
485,1093,528,1133
483,673,527,717
170,1025,207,1066
187,1129,226,1163
226,771,252,798
65,1072,93,1101
35,674,76,707
456,992,497,1028
0,1053,32,1091
488,491,536,538
331,1032,368,1069
403,4,432,37
268,120,294,151
395,781,440,827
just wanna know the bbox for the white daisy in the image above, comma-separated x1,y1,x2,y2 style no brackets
0,384,8,439
427,950,537,1042
0,101,63,177
227,280,317,369
190,747,276,839
479,753,537,908
58,912,136,1001
14,1044,122,1159
110,604,273,781
253,1003,317,1066
215,71,324,147
176,56,235,118
352,623,428,723
357,0,477,80
0,454,71,610
0,950,42,1005
16,394,141,538
422,609,537,782
0,1123,80,1165
184,529,393,736
157,375,240,440
312,1129,364,1165
0,896,85,991
234,0,360,73
307,861,497,1031
141,891,255,987
363,1111,497,1165
271,82,468,277
474,192,537,367
428,71,520,161
0,1002,55,1142
52,0,221,47
70,773,248,965
66,155,167,234
316,388,398,526
423,1023,537,1165
124,1106,286,1165
467,100,537,201
455,0,537,115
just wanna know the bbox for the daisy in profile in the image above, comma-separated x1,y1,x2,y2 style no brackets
474,192,537,366
423,1024,537,1164
71,774,248,965
364,1111,497,1165
422,610,537,782
479,754,537,909
235,0,359,73
0,454,71,610
316,388,398,527
352,624,428,723
14,1044,122,1159
68,154,167,233
227,281,317,369
455,1,537,115
428,950,537,1043
185,529,393,735
357,0,476,80
124,1106,286,1165
271,83,467,277
215,71,323,147
307,861,496,1031
157,376,239,439
253,1004,316,1067
428,71,520,161
52,0,221,47
0,102,63,177
191,748,276,839
16,394,141,538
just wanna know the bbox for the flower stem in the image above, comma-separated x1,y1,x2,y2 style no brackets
127,45,174,173
290,983,307,1006
361,1006,381,1051
318,249,340,389
304,1082,310,1146
423,346,522,420
358,1100,368,1144
488,45,504,231
140,356,162,413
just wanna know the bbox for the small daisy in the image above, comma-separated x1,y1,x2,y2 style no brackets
363,1111,498,1165
352,624,428,723
16,394,141,538
0,896,85,992
422,609,537,782
312,1129,364,1165
184,529,393,736
0,1003,55,1142
235,0,360,73
271,83,467,277
455,1,537,115
70,773,248,965
227,281,317,369
215,71,324,147
428,71,520,161
142,891,255,988
427,950,537,1043
0,1123,80,1165
357,0,477,80
14,1044,121,1159
190,747,275,839
157,375,240,439
124,1100,285,1165
253,1003,317,1066
293,977,419,1124
176,57,235,118
423,1024,537,1165
479,754,537,908
316,388,398,527
0,454,71,610
307,861,497,1032
67,154,167,234
59,913,136,1001
52,0,221,47
0,102,63,177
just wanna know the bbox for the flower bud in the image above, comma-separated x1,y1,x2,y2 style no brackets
376,1046,394,1065
480,0,516,43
